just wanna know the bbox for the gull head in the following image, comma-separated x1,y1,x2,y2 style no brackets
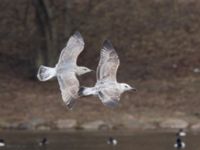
120,83,136,92
77,66,93,76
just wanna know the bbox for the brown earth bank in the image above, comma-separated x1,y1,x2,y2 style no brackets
0,70,200,131
0,0,200,131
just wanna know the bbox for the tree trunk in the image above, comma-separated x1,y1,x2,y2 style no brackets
32,0,58,68
64,0,72,39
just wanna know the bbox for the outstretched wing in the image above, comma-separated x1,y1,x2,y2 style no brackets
58,31,84,65
57,72,79,109
98,88,121,108
97,40,120,81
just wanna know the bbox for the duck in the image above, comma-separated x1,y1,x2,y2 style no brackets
176,129,186,137
39,137,48,146
0,139,5,147
107,137,118,146
174,137,185,149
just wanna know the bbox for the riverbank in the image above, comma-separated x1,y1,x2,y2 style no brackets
1,113,200,132
0,72,200,132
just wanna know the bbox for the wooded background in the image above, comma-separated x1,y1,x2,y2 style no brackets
0,0,200,125
1,0,199,80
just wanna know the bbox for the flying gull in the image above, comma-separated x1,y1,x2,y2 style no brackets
37,31,92,109
79,40,136,108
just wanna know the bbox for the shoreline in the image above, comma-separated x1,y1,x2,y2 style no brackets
1,115,200,132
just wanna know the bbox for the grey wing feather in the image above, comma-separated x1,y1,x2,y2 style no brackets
66,98,76,110
98,89,120,108
97,40,120,81
57,72,79,109
58,31,84,65
101,99,119,108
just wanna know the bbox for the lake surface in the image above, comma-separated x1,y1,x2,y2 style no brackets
0,130,199,150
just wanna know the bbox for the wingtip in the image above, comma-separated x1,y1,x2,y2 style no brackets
73,31,83,41
103,40,114,51
65,99,76,110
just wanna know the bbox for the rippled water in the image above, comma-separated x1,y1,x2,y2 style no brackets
0,130,199,150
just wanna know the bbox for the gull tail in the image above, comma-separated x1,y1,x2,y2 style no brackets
78,87,96,96
37,65,56,81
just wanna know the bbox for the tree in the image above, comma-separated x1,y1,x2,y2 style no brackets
33,0,58,67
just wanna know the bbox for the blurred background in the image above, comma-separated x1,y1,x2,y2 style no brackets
0,0,200,131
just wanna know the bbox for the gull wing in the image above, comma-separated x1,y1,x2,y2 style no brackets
57,72,79,109
97,40,120,81
98,88,121,108
57,31,84,65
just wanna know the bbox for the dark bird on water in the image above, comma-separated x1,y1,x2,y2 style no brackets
39,138,48,146
176,129,186,137
174,137,185,149
107,137,118,146
0,139,5,147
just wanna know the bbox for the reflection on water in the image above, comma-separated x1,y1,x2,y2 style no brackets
0,130,199,150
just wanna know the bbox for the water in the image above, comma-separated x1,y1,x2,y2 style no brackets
0,130,199,150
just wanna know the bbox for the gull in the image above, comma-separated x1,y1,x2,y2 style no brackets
37,31,92,109
79,40,136,107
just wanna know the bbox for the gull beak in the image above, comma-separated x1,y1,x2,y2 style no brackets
131,86,137,91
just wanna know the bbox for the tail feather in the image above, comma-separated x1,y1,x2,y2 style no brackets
78,86,96,96
37,65,56,81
